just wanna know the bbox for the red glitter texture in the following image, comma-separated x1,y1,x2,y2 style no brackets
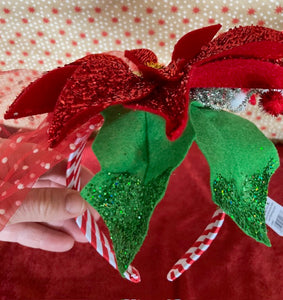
48,54,155,146
260,91,283,116
194,26,283,63
187,26,283,91
5,25,283,147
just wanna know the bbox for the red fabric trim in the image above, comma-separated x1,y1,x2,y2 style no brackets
188,59,283,89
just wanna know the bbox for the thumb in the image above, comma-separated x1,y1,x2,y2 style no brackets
9,188,87,224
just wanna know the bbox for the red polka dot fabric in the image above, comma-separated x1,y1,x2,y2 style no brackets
0,0,282,138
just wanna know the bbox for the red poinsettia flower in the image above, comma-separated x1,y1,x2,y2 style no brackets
5,25,283,147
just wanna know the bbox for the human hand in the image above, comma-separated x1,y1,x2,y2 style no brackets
0,160,99,252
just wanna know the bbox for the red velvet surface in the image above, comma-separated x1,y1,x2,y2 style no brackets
0,142,283,299
4,65,78,119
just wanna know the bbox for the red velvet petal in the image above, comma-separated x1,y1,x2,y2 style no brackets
171,24,221,62
4,65,78,119
188,59,283,89
49,54,155,147
194,41,283,66
124,77,189,141
195,26,283,63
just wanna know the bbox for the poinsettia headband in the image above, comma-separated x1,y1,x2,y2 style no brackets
1,24,283,282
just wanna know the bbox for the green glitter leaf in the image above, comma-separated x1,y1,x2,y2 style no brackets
81,105,195,274
189,101,279,246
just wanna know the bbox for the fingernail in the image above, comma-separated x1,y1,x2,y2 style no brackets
66,192,85,215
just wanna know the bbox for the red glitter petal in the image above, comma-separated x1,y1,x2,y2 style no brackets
5,65,78,119
68,54,100,66
172,24,221,62
124,75,189,141
195,41,283,66
195,26,283,63
49,54,155,146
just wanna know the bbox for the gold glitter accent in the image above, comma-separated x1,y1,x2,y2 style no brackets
146,61,164,69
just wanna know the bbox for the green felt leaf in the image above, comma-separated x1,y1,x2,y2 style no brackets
81,105,195,274
189,101,279,245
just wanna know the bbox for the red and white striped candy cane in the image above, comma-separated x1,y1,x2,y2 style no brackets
66,136,88,191
66,135,141,283
167,208,226,281
76,209,140,283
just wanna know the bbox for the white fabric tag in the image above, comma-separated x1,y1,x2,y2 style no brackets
265,197,283,236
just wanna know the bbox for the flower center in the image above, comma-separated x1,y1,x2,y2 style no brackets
146,61,164,69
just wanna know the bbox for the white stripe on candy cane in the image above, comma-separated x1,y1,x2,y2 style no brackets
75,208,141,283
103,233,116,268
76,214,82,228
85,209,92,242
167,208,226,281
93,219,103,257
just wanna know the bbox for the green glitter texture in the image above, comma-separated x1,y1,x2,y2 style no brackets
81,105,195,274
189,101,280,245
82,170,170,273
213,160,275,245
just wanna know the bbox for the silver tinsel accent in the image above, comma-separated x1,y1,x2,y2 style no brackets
190,88,252,112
